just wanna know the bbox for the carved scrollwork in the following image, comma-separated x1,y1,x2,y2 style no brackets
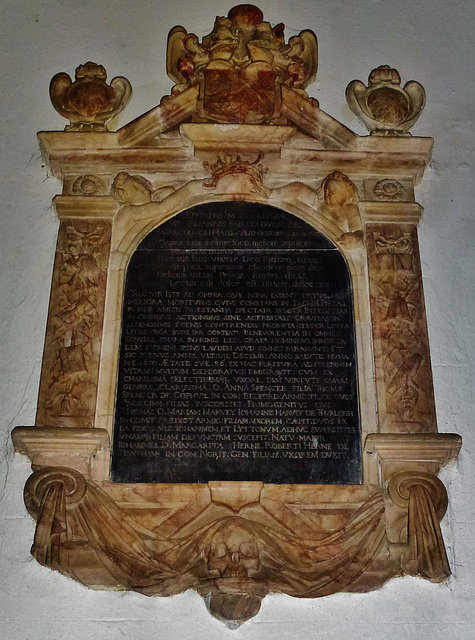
388,471,450,581
165,4,318,124
388,471,448,517
24,466,87,518
50,61,132,131
346,65,425,136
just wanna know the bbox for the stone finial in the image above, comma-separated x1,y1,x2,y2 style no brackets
49,62,132,131
346,65,425,136
165,4,318,124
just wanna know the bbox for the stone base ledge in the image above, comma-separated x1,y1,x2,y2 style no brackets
12,426,110,477
364,433,462,485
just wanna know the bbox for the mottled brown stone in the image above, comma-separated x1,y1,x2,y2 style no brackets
35,219,111,428
366,224,437,433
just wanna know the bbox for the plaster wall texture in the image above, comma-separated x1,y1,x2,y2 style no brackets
0,1,474,638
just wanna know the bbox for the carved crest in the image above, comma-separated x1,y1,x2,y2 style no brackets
165,4,318,124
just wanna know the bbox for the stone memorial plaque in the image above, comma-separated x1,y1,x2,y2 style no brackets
112,202,361,484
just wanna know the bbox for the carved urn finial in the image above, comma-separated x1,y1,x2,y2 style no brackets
346,65,425,136
49,62,132,131
165,4,318,124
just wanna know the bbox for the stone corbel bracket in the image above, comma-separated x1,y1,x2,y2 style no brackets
365,433,462,581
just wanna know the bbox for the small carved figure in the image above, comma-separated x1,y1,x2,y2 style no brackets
50,62,132,131
346,65,425,136
319,171,363,247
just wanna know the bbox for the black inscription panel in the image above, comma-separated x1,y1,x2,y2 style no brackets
112,202,361,484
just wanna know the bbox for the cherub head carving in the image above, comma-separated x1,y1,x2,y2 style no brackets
111,172,153,205
321,171,358,208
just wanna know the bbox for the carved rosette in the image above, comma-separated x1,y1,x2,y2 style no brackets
50,62,132,131
373,178,407,201
72,174,106,196
165,4,318,124
346,65,425,136
366,224,437,432
35,221,111,428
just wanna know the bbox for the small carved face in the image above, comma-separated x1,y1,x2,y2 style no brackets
111,172,152,205
207,526,260,578
324,179,348,207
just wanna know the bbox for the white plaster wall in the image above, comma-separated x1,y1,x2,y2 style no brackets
1,0,474,638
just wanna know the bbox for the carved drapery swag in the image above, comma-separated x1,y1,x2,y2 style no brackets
26,467,388,598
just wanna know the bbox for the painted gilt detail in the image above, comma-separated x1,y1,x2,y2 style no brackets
366,224,436,432
36,221,111,428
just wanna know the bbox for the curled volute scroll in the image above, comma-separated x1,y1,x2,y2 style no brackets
50,62,132,131
388,471,450,581
346,65,425,136
165,4,318,123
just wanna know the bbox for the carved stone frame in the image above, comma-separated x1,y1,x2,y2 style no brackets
13,44,461,625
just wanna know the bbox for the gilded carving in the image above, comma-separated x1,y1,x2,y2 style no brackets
203,153,269,195
36,222,111,428
373,178,406,201
165,4,318,124
318,171,363,247
367,225,436,431
72,174,106,196
50,62,132,131
346,65,425,136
